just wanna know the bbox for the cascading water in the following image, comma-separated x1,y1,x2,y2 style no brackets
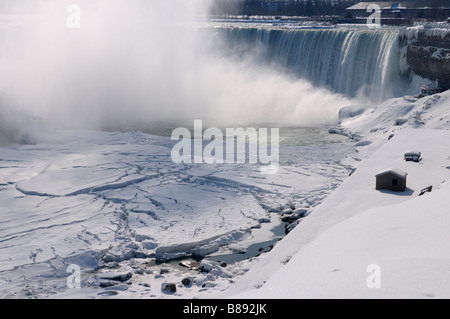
215,25,415,102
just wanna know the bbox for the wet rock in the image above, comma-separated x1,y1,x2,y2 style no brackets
145,269,154,275
133,268,144,275
282,209,307,223
98,270,132,282
395,118,408,126
285,224,295,234
285,220,302,235
102,252,122,263
179,261,200,270
293,209,308,219
179,261,191,268
182,277,194,287
99,281,116,288
159,268,170,275
98,290,118,296
161,283,177,293
110,284,130,291
268,206,282,213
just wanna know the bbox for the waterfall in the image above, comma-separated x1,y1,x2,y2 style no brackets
216,26,411,102
2,6,420,140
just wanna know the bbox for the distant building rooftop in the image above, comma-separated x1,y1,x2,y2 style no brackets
347,1,446,11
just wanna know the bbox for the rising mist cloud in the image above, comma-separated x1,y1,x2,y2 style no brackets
0,0,350,144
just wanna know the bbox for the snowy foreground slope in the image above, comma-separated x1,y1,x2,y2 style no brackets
224,91,450,299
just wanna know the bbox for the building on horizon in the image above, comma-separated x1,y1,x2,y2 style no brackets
345,1,450,25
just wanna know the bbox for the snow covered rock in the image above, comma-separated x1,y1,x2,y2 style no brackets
199,260,219,273
210,265,233,278
355,140,372,147
97,270,132,282
294,208,308,216
400,27,450,90
192,243,219,257
329,127,362,141
194,274,216,287
338,105,370,122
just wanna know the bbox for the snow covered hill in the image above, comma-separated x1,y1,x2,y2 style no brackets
223,90,450,299
236,175,450,299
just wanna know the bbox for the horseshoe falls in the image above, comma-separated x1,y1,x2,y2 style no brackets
215,26,416,102
3,1,448,300
0,13,423,137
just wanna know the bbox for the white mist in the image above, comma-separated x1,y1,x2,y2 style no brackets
0,0,350,144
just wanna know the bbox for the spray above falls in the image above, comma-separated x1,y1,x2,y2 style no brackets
0,2,423,145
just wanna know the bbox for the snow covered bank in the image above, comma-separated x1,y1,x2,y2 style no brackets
224,91,450,299
400,25,450,90
236,174,450,299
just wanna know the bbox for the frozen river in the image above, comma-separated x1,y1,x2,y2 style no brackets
0,127,353,298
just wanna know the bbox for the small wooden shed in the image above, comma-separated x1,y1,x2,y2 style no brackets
376,169,408,192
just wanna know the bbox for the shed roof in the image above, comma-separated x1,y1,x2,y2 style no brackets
376,168,408,179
